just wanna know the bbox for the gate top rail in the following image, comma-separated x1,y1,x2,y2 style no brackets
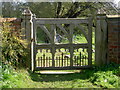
34,18,89,24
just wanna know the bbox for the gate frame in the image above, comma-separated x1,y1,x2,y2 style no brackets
31,17,93,71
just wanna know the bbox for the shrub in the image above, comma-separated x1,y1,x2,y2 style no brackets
1,22,28,67
89,63,120,88
0,22,28,88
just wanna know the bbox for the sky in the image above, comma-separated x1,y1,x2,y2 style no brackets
114,0,120,7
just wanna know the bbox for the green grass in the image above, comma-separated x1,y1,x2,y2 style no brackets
1,63,120,88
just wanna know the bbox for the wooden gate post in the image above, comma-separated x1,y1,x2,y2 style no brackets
21,7,33,68
95,14,108,66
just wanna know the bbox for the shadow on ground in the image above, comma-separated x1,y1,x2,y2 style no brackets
27,69,94,82
27,63,120,82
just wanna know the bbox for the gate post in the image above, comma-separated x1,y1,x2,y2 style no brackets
95,14,108,66
21,7,33,68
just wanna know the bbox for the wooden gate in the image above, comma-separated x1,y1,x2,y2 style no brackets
31,15,92,71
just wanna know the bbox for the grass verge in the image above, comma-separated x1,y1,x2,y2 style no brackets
1,63,120,88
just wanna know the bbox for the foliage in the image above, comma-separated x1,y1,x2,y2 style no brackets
26,2,56,18
2,2,118,18
0,22,29,88
26,2,118,18
90,71,118,88
1,22,28,67
89,63,120,88
0,64,26,88
2,2,24,18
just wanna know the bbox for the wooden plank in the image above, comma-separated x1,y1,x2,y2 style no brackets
31,16,36,71
41,57,43,67
64,57,66,66
56,57,58,67
61,53,64,67
79,52,82,66
51,47,55,67
43,54,45,67
74,56,77,66
46,57,48,67
88,17,92,66
36,18,89,24
38,57,40,67
51,24,56,42
101,17,107,65
95,16,102,66
69,24,74,67
69,47,74,67
67,57,69,66
59,56,61,67
77,56,79,66
49,57,51,67
35,66,92,70
36,43,88,49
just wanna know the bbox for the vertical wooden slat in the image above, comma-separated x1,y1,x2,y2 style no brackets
59,56,61,67
67,57,69,66
41,57,42,67
50,24,56,67
61,53,64,67
69,24,74,67
95,16,101,66
64,57,66,66
56,57,58,67
88,17,92,66
82,56,84,66
85,56,87,65
101,16,107,65
46,57,48,67
49,57,51,67
38,57,40,67
80,52,82,66
77,56,79,66
31,14,37,71
51,48,55,67
43,54,45,67
84,56,86,65
95,14,107,66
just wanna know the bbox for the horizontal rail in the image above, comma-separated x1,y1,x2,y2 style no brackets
35,18,89,24
35,66,92,70
36,43,88,49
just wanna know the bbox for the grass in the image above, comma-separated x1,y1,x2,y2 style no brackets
1,63,120,88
